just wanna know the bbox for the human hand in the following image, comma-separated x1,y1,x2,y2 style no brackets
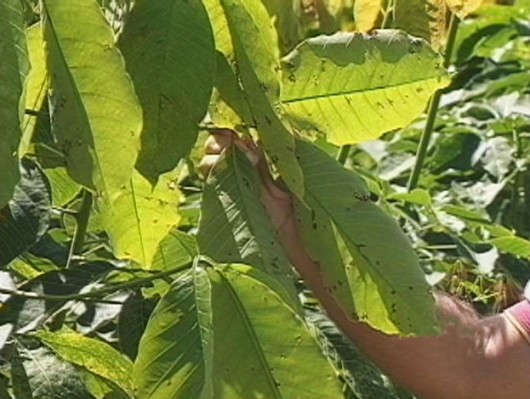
199,129,296,239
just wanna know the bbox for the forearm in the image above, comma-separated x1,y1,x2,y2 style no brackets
280,217,530,399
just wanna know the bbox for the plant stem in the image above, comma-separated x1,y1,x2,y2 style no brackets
67,189,93,267
336,145,351,165
381,0,395,29
0,262,192,303
407,14,460,191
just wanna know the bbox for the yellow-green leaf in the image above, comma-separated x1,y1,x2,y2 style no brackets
42,0,142,200
281,30,449,146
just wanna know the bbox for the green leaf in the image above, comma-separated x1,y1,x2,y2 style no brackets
35,327,134,396
393,0,448,51
211,0,305,197
11,348,33,399
260,0,304,55
491,236,530,258
0,159,51,267
388,189,432,206
151,229,197,271
133,274,204,399
118,0,216,180
43,167,81,207
198,147,297,298
0,0,29,207
134,264,345,398
20,22,47,157
295,140,438,335
281,30,449,146
198,264,344,398
42,0,142,199
99,169,183,269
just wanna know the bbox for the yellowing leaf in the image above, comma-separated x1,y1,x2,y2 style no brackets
445,0,484,18
354,0,385,31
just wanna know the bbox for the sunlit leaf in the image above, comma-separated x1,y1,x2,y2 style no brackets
197,264,344,398
0,0,29,207
445,0,484,18
281,31,449,146
208,0,305,197
100,169,183,269
294,140,438,335
20,23,47,158
118,0,216,180
354,0,385,31
42,0,142,199
35,328,134,396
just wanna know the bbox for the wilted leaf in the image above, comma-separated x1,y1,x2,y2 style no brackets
281,31,449,146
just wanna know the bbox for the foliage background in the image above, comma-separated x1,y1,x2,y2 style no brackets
1,0,530,398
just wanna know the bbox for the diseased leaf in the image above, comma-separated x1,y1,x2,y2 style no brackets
0,0,29,207
42,0,142,199
209,0,305,197
281,31,449,146
35,328,134,396
118,0,216,180
0,159,51,267
295,140,438,335
198,147,297,299
100,169,183,269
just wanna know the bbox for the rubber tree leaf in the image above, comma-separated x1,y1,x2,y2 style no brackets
282,30,448,145
209,0,305,197
35,328,134,397
118,0,216,180
41,0,142,200
445,0,484,18
20,23,47,157
199,264,344,398
133,273,203,399
43,167,81,207
0,0,29,208
198,147,297,300
17,346,93,399
260,0,304,55
294,140,438,335
134,264,345,398
393,0,449,51
491,235,530,258
354,0,385,31
281,30,449,146
99,169,183,269
0,159,51,267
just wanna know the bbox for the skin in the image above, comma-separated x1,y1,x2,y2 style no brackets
200,130,530,399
